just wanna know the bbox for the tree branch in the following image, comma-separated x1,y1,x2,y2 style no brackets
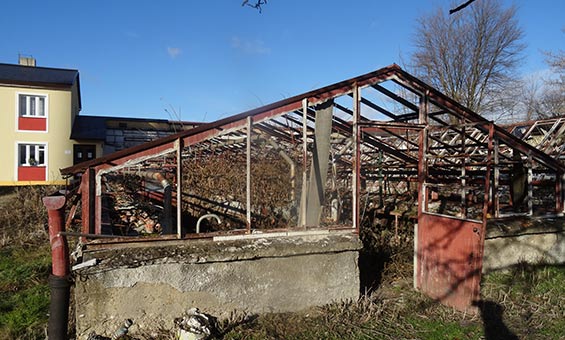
449,0,478,15
242,0,267,13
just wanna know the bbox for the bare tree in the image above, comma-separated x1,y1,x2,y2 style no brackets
411,0,525,116
539,41,565,117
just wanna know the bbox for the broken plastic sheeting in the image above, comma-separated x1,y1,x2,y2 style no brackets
175,308,213,340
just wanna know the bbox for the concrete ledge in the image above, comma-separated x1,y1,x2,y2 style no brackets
484,217,565,272
74,232,362,338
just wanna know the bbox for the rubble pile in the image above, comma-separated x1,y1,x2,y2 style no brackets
103,174,163,235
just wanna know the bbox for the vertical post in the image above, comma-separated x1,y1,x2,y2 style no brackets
94,173,102,235
246,116,252,233
300,98,308,227
460,125,466,218
417,91,429,219
378,150,383,205
461,163,467,218
87,168,95,235
556,172,564,213
80,169,93,243
176,138,183,238
484,123,494,223
558,172,565,214
352,86,360,233
43,195,70,340
527,155,533,216
162,184,173,234
416,90,429,291
493,138,500,218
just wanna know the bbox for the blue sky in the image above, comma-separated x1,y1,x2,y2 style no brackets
1,0,563,122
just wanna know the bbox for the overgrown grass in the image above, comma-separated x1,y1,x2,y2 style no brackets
481,263,565,339
0,186,55,247
0,245,51,340
0,186,58,340
207,264,563,340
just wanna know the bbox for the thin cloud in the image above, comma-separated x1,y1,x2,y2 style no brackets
167,47,182,59
231,36,270,54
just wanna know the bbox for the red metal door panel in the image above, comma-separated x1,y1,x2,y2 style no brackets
416,213,484,312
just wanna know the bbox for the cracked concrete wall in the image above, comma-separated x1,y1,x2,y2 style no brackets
73,233,361,339
483,227,564,272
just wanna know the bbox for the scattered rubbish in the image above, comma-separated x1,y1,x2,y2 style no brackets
175,308,214,340
87,332,108,340
112,318,133,339
104,174,163,235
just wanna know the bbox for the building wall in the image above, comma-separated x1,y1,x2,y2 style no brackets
0,85,77,185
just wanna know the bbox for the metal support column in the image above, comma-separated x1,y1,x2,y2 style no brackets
493,138,500,218
352,86,360,233
527,155,533,216
176,138,183,238
484,123,494,221
246,116,252,233
300,98,308,227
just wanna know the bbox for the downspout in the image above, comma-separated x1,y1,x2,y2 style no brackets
43,195,70,340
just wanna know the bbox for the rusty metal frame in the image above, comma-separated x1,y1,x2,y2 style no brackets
60,64,565,313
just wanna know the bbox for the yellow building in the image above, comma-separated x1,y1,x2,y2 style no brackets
0,58,86,185
0,58,201,186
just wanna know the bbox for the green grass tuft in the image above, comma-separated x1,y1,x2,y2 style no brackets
0,245,51,340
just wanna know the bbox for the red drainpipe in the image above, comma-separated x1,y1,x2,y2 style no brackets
43,195,71,340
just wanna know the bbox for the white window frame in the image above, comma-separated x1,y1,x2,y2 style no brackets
16,142,48,167
16,92,49,118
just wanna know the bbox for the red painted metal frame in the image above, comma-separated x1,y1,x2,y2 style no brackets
392,69,564,173
352,86,361,233
60,65,401,176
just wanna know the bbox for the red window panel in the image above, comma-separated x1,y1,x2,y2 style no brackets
18,117,47,131
18,166,46,181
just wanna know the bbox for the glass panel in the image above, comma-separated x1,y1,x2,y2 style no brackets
19,144,26,165
38,145,45,165
29,96,36,116
38,97,45,116
29,145,36,165
19,95,26,116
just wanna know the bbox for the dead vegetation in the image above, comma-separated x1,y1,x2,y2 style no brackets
0,185,57,247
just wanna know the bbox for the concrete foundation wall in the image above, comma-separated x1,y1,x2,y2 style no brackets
73,232,362,338
483,221,564,272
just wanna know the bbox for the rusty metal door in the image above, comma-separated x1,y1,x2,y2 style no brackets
415,213,484,312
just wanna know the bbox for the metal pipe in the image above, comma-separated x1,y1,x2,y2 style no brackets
43,195,70,340
196,214,221,234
